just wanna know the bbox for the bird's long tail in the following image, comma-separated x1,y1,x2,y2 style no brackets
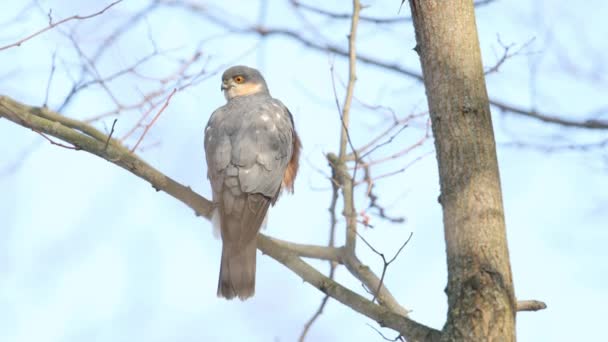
217,239,257,300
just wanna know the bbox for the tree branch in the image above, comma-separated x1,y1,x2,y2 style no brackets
516,300,547,312
492,99,608,129
258,237,442,342
298,165,341,341
298,3,362,337
299,293,332,342
0,94,440,341
0,1,123,51
153,0,608,145
342,249,410,317
338,0,361,262
270,237,342,261
161,0,608,131
249,27,608,130
290,0,408,24
289,0,496,24
130,88,177,152
0,95,212,218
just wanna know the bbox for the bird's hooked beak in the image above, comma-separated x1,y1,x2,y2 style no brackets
221,80,233,92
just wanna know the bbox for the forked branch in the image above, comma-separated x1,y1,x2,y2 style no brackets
0,95,440,341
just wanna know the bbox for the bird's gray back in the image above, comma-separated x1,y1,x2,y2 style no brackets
205,94,294,199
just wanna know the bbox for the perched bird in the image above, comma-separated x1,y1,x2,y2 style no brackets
204,65,301,300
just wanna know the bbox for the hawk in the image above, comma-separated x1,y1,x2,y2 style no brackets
204,65,301,300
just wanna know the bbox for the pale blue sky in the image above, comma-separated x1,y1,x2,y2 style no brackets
1,1,607,341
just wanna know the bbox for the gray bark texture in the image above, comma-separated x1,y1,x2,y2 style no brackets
408,1,517,341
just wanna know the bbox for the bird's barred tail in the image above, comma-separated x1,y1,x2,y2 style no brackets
217,239,257,300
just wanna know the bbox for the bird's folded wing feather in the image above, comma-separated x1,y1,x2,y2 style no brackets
204,98,295,243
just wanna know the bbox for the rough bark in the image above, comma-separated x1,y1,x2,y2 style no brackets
408,1,516,341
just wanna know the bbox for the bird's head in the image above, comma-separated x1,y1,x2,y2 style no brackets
221,65,269,101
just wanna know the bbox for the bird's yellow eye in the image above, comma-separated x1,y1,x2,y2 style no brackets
234,75,245,84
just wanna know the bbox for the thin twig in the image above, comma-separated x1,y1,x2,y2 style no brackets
362,166,406,224
341,250,410,316
0,1,123,51
169,0,608,130
485,36,536,75
56,2,160,113
252,26,608,130
130,88,177,152
328,63,359,164
299,279,333,342
104,119,118,151
346,112,427,162
291,0,409,24
366,323,405,342
502,138,608,152
43,51,57,108
356,118,431,169
338,0,361,160
34,130,78,150
358,151,434,184
340,0,361,255
298,151,342,342
165,2,608,131
358,124,409,161
65,33,123,109
356,232,413,303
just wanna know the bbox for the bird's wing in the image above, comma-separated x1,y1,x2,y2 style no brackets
279,105,301,193
233,99,294,200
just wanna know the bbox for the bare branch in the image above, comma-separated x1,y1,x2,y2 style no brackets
0,95,440,341
130,88,177,152
358,124,409,161
55,2,161,113
298,162,342,341
104,119,118,151
364,171,406,224
516,300,547,312
299,294,332,342
356,232,413,303
257,237,441,342
290,0,409,24
0,95,211,218
34,130,79,150
356,118,431,169
342,250,410,317
298,3,363,335
339,0,362,255
474,0,499,7
485,36,536,75
251,27,608,130
0,1,123,51
360,151,433,184
157,1,608,130
502,138,608,152
323,10,416,314
493,100,608,129
367,323,405,342
270,237,342,262
43,51,57,108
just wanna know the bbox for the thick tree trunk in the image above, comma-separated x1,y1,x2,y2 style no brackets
408,1,516,341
